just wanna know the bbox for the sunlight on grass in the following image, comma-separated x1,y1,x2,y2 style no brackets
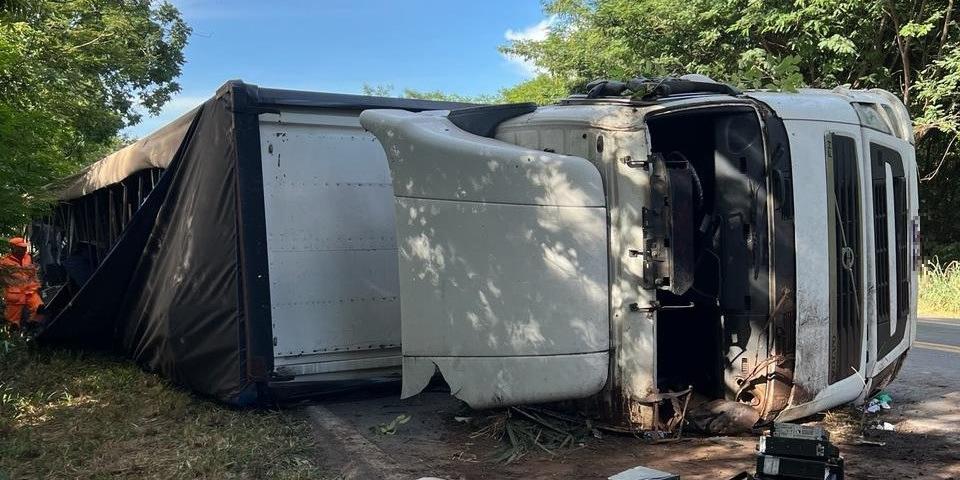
918,258,960,317
0,331,328,479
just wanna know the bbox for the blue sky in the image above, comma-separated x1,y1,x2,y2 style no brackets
127,0,549,137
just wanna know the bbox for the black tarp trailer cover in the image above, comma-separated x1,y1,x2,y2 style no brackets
36,81,470,405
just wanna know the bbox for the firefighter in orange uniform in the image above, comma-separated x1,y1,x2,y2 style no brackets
1,237,43,328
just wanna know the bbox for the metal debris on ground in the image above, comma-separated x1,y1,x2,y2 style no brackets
372,414,411,435
752,422,844,480
468,407,596,464
608,465,680,480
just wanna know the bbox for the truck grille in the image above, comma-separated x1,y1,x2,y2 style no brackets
827,134,862,384
873,179,891,332
871,143,909,358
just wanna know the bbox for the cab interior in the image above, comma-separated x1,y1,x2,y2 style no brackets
645,106,774,412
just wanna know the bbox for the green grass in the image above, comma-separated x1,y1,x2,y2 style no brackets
0,330,327,480
918,258,960,317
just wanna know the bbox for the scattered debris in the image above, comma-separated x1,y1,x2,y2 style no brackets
687,399,760,435
468,407,594,463
870,421,896,431
864,391,893,413
634,387,694,433
451,450,478,463
821,406,865,443
522,406,603,439
372,414,411,435
608,465,680,480
518,398,690,440
753,423,844,479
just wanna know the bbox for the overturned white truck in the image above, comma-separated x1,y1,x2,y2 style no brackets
360,77,919,428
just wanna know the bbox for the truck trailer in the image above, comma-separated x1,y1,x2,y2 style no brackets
359,77,918,428
34,81,470,404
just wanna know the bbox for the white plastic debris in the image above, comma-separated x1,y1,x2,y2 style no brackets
871,421,896,431
609,465,680,480
865,392,894,413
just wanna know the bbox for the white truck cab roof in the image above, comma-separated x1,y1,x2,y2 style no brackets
748,88,914,143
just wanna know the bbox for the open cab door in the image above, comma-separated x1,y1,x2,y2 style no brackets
360,108,610,408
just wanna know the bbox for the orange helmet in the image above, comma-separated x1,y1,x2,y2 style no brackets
8,237,27,248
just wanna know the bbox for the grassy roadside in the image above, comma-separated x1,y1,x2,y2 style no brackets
0,331,326,480
918,258,960,317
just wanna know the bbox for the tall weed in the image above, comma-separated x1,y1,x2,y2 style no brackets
918,258,960,317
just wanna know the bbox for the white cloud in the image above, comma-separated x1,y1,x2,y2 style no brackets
505,16,555,43
502,16,556,78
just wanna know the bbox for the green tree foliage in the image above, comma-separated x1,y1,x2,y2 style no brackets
362,83,497,104
362,79,567,105
503,0,960,252
501,74,569,104
360,83,396,97
402,88,500,104
0,0,189,236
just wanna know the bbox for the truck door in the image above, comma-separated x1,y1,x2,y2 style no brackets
359,109,611,408
781,116,867,402
825,132,865,385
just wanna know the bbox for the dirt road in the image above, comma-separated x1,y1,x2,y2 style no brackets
304,318,960,479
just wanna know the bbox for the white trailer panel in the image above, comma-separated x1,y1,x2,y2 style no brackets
259,110,401,380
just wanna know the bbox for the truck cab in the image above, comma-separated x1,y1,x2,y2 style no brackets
359,78,918,429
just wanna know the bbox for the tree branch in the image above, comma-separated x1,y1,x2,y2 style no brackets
67,32,113,52
886,3,913,105
922,133,957,181
941,0,954,54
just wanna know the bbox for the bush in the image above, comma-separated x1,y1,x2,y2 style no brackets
918,258,960,317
